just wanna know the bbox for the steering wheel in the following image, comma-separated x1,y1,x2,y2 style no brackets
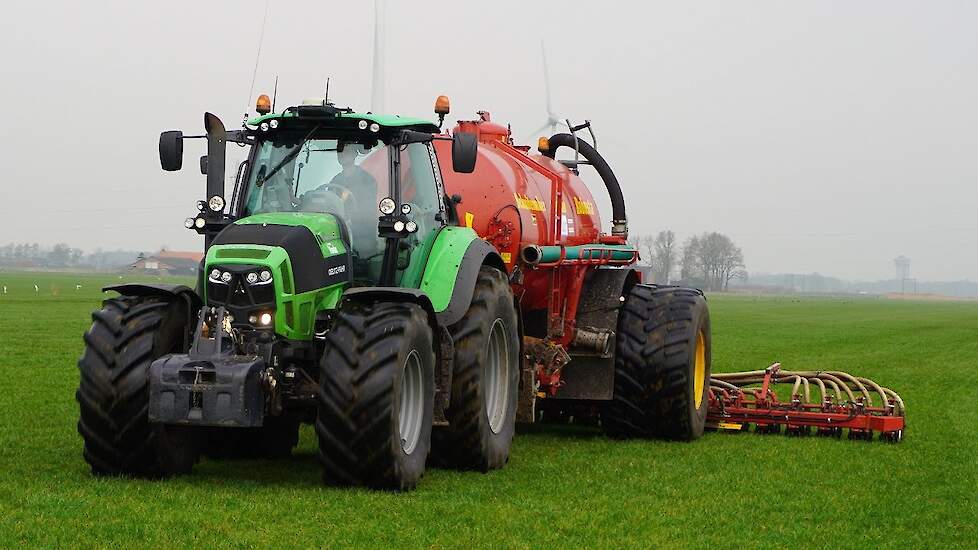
324,183,360,218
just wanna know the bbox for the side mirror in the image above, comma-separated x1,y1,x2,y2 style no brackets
451,132,478,173
199,155,208,175
159,130,184,171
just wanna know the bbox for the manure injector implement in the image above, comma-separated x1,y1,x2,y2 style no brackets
76,93,905,491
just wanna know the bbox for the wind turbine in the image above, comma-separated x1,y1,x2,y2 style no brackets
370,0,386,113
525,42,568,140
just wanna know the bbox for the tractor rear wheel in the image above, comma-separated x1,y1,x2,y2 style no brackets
76,295,199,477
316,302,435,491
603,285,711,440
432,266,520,471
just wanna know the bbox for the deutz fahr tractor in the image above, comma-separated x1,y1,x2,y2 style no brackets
77,94,713,490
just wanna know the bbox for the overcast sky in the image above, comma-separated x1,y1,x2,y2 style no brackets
1,0,975,281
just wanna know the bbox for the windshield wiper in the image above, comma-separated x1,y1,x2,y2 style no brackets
255,124,321,187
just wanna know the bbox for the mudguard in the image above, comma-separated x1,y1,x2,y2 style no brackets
418,227,505,327
341,287,438,327
554,268,639,400
103,283,202,349
103,283,200,304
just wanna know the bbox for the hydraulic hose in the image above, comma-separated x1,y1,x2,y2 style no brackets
543,133,627,238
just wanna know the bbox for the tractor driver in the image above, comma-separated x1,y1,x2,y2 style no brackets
302,143,384,268
317,144,377,222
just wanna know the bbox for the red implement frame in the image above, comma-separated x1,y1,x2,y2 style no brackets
707,363,905,442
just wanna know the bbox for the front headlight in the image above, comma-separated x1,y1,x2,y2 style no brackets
379,197,396,215
208,195,225,212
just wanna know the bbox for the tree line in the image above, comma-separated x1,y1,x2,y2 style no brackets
628,231,746,291
0,243,144,270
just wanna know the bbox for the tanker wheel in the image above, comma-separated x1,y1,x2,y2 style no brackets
602,285,711,441
76,295,200,477
203,415,301,460
316,302,435,491
431,266,519,472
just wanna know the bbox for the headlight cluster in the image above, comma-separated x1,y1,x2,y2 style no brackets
248,312,274,326
208,268,273,285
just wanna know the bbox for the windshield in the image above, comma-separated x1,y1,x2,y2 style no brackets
243,138,389,217
239,134,443,287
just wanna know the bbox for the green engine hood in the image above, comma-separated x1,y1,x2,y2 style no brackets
203,212,351,340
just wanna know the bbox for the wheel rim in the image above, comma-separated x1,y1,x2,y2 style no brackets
693,330,706,409
484,318,510,434
399,350,424,454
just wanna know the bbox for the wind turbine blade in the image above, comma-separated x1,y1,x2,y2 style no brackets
541,41,554,116
522,122,554,143
529,122,552,137
370,0,387,113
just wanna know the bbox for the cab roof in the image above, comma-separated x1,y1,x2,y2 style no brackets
248,109,439,133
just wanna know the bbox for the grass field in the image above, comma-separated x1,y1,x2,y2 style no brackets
1,270,976,548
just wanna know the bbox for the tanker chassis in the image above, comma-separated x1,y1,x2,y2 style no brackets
76,95,712,490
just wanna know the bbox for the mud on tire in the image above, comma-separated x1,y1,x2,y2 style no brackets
316,302,435,491
76,295,199,477
603,285,711,440
432,266,519,471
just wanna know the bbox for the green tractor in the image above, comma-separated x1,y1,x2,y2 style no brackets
76,103,518,491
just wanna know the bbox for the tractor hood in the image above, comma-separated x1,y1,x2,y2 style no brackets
203,212,351,340
214,212,350,293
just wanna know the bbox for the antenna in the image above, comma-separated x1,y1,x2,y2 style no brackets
271,75,279,112
242,0,270,125
325,77,331,105
370,0,387,113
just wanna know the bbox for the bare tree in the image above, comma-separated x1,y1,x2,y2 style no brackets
680,235,702,283
651,230,677,284
680,232,745,291
627,234,655,267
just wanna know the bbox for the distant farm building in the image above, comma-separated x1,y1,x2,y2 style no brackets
129,250,202,276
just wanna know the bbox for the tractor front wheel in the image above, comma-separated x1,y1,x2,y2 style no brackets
603,285,711,440
432,266,520,471
76,295,199,477
316,302,435,491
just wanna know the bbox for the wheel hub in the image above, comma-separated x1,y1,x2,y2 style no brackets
399,350,424,454
484,318,510,434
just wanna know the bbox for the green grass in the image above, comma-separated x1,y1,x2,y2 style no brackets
1,271,976,548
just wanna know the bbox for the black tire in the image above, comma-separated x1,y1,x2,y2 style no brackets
203,415,301,460
603,285,711,440
431,266,520,471
77,295,199,477
316,302,435,491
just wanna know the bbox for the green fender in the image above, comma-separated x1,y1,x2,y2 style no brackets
418,226,506,326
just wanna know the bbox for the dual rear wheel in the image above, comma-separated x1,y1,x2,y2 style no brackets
432,266,520,471
603,285,712,440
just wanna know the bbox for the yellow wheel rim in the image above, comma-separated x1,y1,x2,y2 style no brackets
693,330,706,409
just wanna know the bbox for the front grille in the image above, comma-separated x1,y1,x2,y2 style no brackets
206,264,276,328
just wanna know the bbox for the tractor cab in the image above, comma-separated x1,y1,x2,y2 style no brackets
238,104,448,288
156,99,477,342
